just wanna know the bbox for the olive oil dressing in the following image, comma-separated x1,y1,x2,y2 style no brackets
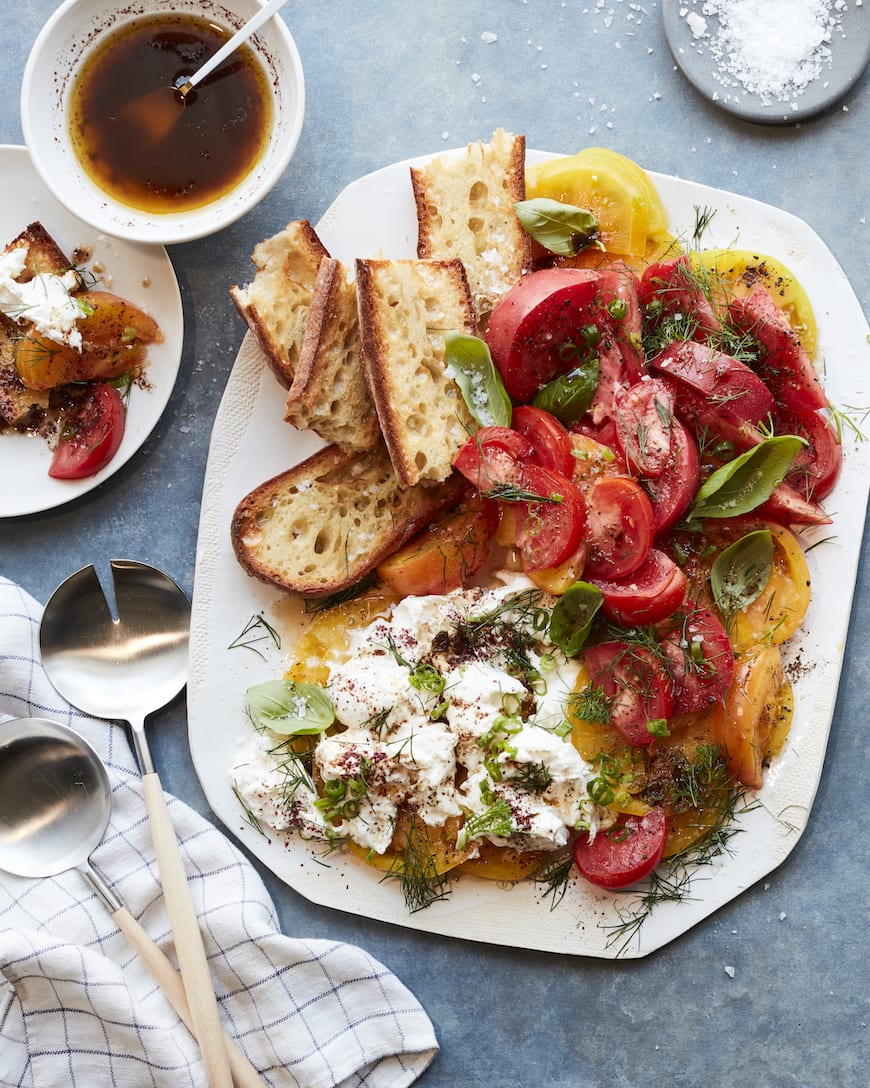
68,14,273,214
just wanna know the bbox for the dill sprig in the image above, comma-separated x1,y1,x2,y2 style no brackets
228,613,282,659
381,815,453,913
534,848,575,909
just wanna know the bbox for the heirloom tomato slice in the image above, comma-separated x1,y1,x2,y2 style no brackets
573,806,668,889
777,408,843,502
376,496,498,597
583,475,654,579
591,548,687,627
510,405,576,476
485,268,601,401
526,147,669,255
659,604,734,715
583,642,674,748
614,377,676,477
728,286,827,413
48,383,125,480
453,427,533,492
513,463,586,571
642,418,700,536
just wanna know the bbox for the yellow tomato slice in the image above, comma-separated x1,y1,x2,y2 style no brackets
286,591,396,684
691,249,818,359
457,842,545,881
728,522,811,652
346,813,470,875
715,645,784,789
526,147,670,257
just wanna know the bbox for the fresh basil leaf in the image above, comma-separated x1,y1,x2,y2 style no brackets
710,530,774,618
444,331,512,428
532,358,600,424
689,435,805,520
549,582,603,657
514,198,601,256
246,679,335,736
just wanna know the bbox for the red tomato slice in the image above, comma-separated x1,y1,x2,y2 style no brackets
510,405,576,476
583,475,654,579
596,261,645,382
485,268,601,401
759,480,831,527
583,641,674,747
728,286,827,413
777,408,843,502
591,548,687,627
659,604,734,714
652,339,775,426
454,427,534,492
639,256,721,337
642,418,701,536
48,383,126,480
573,806,667,889
614,378,675,477
513,463,586,571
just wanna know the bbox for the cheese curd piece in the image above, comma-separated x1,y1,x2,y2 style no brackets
328,652,418,729
461,725,595,852
232,733,327,838
0,247,83,350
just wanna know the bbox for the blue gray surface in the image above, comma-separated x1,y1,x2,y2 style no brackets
2,3,869,1085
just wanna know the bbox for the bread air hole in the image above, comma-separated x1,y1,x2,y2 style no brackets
469,180,489,207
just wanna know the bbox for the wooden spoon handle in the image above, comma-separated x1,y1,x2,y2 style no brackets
141,771,234,1088
112,904,268,1088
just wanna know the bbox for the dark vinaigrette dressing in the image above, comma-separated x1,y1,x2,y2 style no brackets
69,14,273,213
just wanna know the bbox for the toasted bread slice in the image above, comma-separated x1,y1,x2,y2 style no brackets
231,440,459,596
284,257,379,454
0,222,73,426
410,129,531,321
356,257,476,488
230,220,329,388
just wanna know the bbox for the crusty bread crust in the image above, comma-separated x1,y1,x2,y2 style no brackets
356,257,476,488
284,257,379,454
231,440,459,596
411,129,532,321
230,220,329,388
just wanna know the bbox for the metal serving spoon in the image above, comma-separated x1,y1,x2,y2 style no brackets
0,717,265,1088
129,0,290,142
39,560,234,1088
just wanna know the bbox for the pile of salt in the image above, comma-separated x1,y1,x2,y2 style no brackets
686,0,851,103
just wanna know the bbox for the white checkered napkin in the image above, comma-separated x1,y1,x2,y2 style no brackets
0,577,438,1088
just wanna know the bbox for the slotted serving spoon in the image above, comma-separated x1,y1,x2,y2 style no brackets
0,717,265,1088
39,560,234,1088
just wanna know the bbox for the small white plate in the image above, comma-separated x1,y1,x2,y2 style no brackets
0,145,183,518
663,0,870,124
189,148,870,958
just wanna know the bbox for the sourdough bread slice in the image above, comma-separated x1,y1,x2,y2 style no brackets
284,257,379,454
231,440,458,596
410,129,531,321
230,220,329,388
356,257,476,488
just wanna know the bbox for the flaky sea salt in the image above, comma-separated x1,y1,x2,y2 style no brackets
690,0,848,101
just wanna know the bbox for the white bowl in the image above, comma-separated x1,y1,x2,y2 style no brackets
21,0,305,245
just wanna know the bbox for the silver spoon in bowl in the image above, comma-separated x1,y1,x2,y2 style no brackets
39,560,233,1088
0,717,266,1088
128,0,290,142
